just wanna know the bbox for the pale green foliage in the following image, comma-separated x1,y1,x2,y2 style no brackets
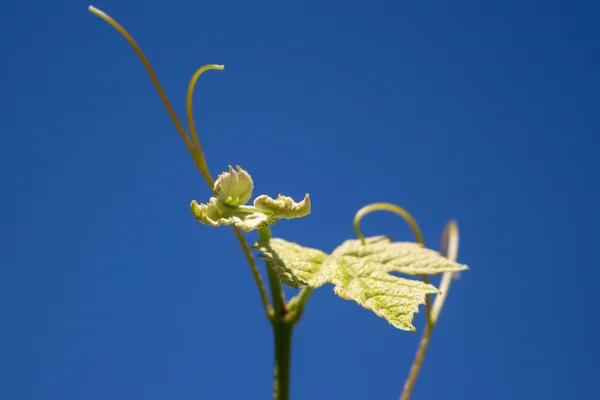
190,166,311,232
332,236,468,276
255,236,468,331
254,194,311,219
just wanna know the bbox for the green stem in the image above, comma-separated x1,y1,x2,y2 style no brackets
258,227,293,400
400,276,433,400
399,316,433,400
232,226,273,319
259,227,286,318
272,321,293,400
267,267,287,318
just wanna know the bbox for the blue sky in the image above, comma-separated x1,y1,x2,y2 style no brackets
2,0,599,399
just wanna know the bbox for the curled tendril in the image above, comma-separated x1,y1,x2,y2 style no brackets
440,220,459,262
353,202,424,245
431,220,460,323
186,64,224,187
87,5,222,189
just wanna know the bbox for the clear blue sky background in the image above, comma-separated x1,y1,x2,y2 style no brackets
2,0,599,399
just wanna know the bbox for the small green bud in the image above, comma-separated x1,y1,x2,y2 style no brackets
214,165,253,206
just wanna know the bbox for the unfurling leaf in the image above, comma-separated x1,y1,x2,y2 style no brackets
254,193,311,219
254,236,468,331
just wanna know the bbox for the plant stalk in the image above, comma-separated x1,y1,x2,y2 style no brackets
258,227,294,400
399,292,433,400
272,321,293,400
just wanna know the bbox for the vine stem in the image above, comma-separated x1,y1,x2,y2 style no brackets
399,221,460,400
259,227,293,400
87,5,272,318
273,321,292,400
399,291,432,400
232,226,273,318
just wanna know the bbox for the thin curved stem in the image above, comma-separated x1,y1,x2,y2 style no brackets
87,6,195,157
399,220,460,400
353,202,424,245
400,320,433,400
186,64,224,186
88,5,272,320
232,226,273,319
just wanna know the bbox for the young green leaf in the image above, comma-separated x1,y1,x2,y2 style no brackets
331,236,468,276
254,194,311,219
254,238,329,288
254,236,468,331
